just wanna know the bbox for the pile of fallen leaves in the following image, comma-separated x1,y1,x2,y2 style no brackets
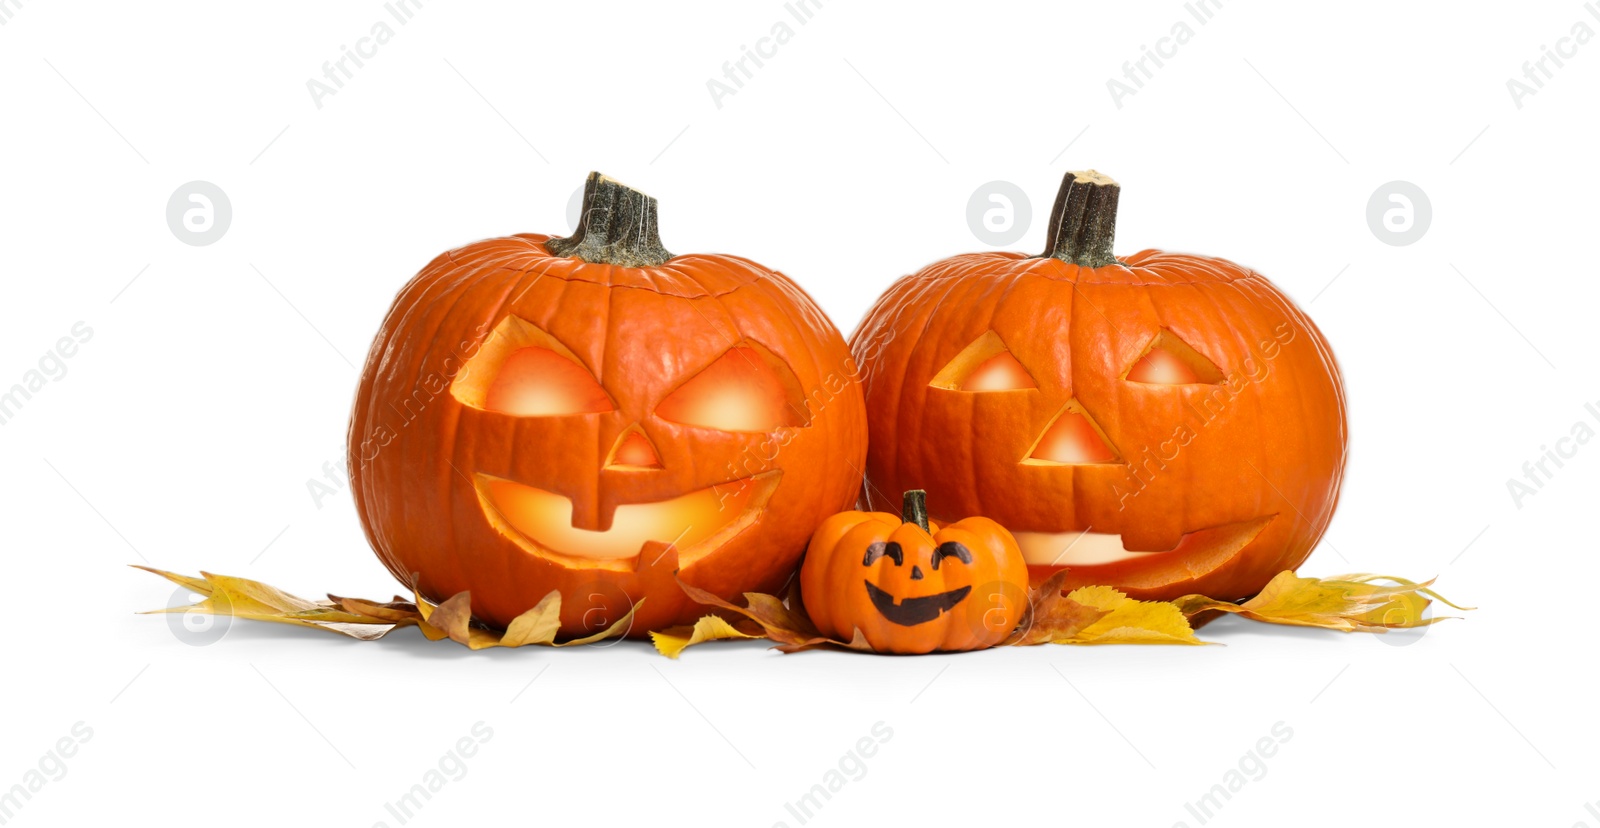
137,566,1467,657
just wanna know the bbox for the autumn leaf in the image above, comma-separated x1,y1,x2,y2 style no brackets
136,567,640,647
667,578,872,655
1171,571,1471,632
1063,585,1204,645
1006,571,1110,645
137,566,404,641
673,578,830,650
137,564,1468,655
651,616,764,659
1009,573,1202,646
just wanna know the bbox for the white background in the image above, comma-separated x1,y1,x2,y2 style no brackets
2,1,1596,825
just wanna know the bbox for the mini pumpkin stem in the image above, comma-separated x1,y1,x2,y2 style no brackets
547,171,674,267
1041,170,1120,267
902,489,930,533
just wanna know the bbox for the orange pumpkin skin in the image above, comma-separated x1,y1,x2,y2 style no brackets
801,492,1029,654
848,172,1347,603
349,175,867,638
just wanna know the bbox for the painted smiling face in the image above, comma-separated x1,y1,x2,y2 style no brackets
848,172,1348,603
349,174,867,637
800,491,1029,654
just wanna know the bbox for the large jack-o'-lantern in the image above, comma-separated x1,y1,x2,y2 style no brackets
849,171,1347,602
349,173,867,637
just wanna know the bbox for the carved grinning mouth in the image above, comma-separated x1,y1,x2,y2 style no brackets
474,470,782,570
863,581,972,627
1008,515,1277,568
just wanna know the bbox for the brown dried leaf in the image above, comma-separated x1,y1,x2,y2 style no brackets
673,578,829,648
329,595,422,623
1009,571,1112,646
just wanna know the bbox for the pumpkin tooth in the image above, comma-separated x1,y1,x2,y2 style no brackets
637,540,680,574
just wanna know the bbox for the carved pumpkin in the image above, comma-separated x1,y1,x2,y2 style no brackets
848,171,1347,603
800,490,1028,653
349,173,867,638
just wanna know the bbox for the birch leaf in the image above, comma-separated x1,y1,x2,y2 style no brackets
1065,585,1204,645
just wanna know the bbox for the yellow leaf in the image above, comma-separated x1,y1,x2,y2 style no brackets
1064,585,1203,645
1172,571,1471,633
651,615,762,659
132,565,212,597
138,567,641,647
138,567,406,641
1007,575,1200,646
499,591,562,647
552,598,643,647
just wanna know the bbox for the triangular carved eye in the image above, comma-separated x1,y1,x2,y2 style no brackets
1024,400,1120,465
451,316,614,416
657,343,809,432
1125,330,1224,385
929,331,1037,392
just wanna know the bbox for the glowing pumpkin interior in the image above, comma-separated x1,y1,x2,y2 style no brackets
928,328,1273,570
447,316,804,569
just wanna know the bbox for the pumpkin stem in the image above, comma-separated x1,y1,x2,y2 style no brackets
902,490,930,533
1041,170,1120,267
546,172,674,267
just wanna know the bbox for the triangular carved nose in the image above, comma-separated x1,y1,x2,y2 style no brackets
605,426,662,470
1024,400,1120,465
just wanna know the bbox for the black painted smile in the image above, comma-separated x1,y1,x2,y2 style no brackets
863,581,972,627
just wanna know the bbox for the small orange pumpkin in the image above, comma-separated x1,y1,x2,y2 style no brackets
800,490,1028,653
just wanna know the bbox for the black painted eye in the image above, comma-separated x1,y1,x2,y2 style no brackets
863,541,904,566
931,542,972,570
